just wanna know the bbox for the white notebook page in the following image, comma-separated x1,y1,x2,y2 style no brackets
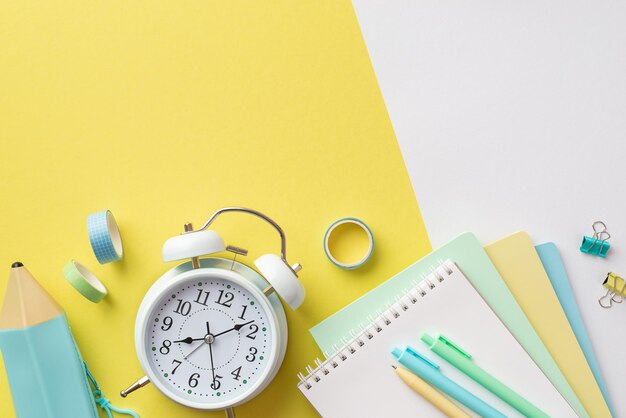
298,261,576,417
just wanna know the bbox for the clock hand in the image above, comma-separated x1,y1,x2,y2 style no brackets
206,321,217,386
173,336,204,344
183,321,218,359
183,340,205,360
213,320,255,338
176,320,220,344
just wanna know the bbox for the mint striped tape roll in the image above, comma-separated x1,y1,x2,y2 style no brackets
63,260,108,303
87,210,123,264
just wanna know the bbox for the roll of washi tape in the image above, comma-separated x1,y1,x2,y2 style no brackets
63,260,108,303
324,218,374,269
87,210,123,264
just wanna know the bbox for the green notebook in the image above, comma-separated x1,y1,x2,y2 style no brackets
310,232,588,418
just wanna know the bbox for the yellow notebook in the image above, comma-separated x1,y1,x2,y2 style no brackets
485,232,611,418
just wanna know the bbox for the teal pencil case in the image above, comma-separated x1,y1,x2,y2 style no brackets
0,314,98,418
0,314,137,418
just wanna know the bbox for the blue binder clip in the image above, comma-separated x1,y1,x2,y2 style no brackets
580,221,611,257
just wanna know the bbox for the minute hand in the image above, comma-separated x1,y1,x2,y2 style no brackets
213,320,254,338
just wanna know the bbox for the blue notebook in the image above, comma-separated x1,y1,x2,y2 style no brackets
536,243,614,416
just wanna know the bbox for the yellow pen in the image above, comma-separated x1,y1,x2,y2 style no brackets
393,365,471,418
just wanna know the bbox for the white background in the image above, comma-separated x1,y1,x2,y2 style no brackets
353,0,626,416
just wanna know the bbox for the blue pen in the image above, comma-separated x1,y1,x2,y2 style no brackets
392,346,507,418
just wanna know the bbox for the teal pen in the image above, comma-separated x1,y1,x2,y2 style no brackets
422,333,549,418
392,346,507,418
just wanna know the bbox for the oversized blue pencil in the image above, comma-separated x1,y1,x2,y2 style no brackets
0,262,98,418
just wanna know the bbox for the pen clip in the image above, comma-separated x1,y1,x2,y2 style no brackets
439,335,472,359
406,347,440,370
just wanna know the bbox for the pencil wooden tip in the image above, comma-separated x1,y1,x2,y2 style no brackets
1,264,64,328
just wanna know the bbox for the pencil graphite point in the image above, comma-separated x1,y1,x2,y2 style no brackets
11,262,23,268
392,365,397,370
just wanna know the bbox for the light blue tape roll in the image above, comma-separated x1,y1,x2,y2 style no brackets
323,217,374,270
87,210,123,264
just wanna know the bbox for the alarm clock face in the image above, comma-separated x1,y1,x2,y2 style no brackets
140,268,280,409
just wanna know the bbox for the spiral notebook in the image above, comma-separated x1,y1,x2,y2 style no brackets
297,261,576,418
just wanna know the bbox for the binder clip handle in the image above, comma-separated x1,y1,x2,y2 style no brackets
592,221,609,235
598,289,621,309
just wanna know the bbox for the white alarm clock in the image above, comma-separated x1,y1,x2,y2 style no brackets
121,207,304,417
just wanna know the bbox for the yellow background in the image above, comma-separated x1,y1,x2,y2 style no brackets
0,2,430,417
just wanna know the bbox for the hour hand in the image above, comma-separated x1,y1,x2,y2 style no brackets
173,337,203,344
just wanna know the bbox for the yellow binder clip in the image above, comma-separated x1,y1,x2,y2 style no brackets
580,221,611,258
598,272,626,309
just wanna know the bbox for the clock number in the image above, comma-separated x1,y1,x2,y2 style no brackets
231,366,242,381
171,359,182,375
188,373,200,388
210,374,223,390
160,340,172,355
238,304,248,320
246,324,259,340
161,316,173,331
194,289,210,306
246,347,258,362
174,299,191,316
216,290,234,308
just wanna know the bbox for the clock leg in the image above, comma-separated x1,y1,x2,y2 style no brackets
120,376,151,397
225,407,236,418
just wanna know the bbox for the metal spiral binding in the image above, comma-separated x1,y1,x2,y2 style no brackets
297,260,456,390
